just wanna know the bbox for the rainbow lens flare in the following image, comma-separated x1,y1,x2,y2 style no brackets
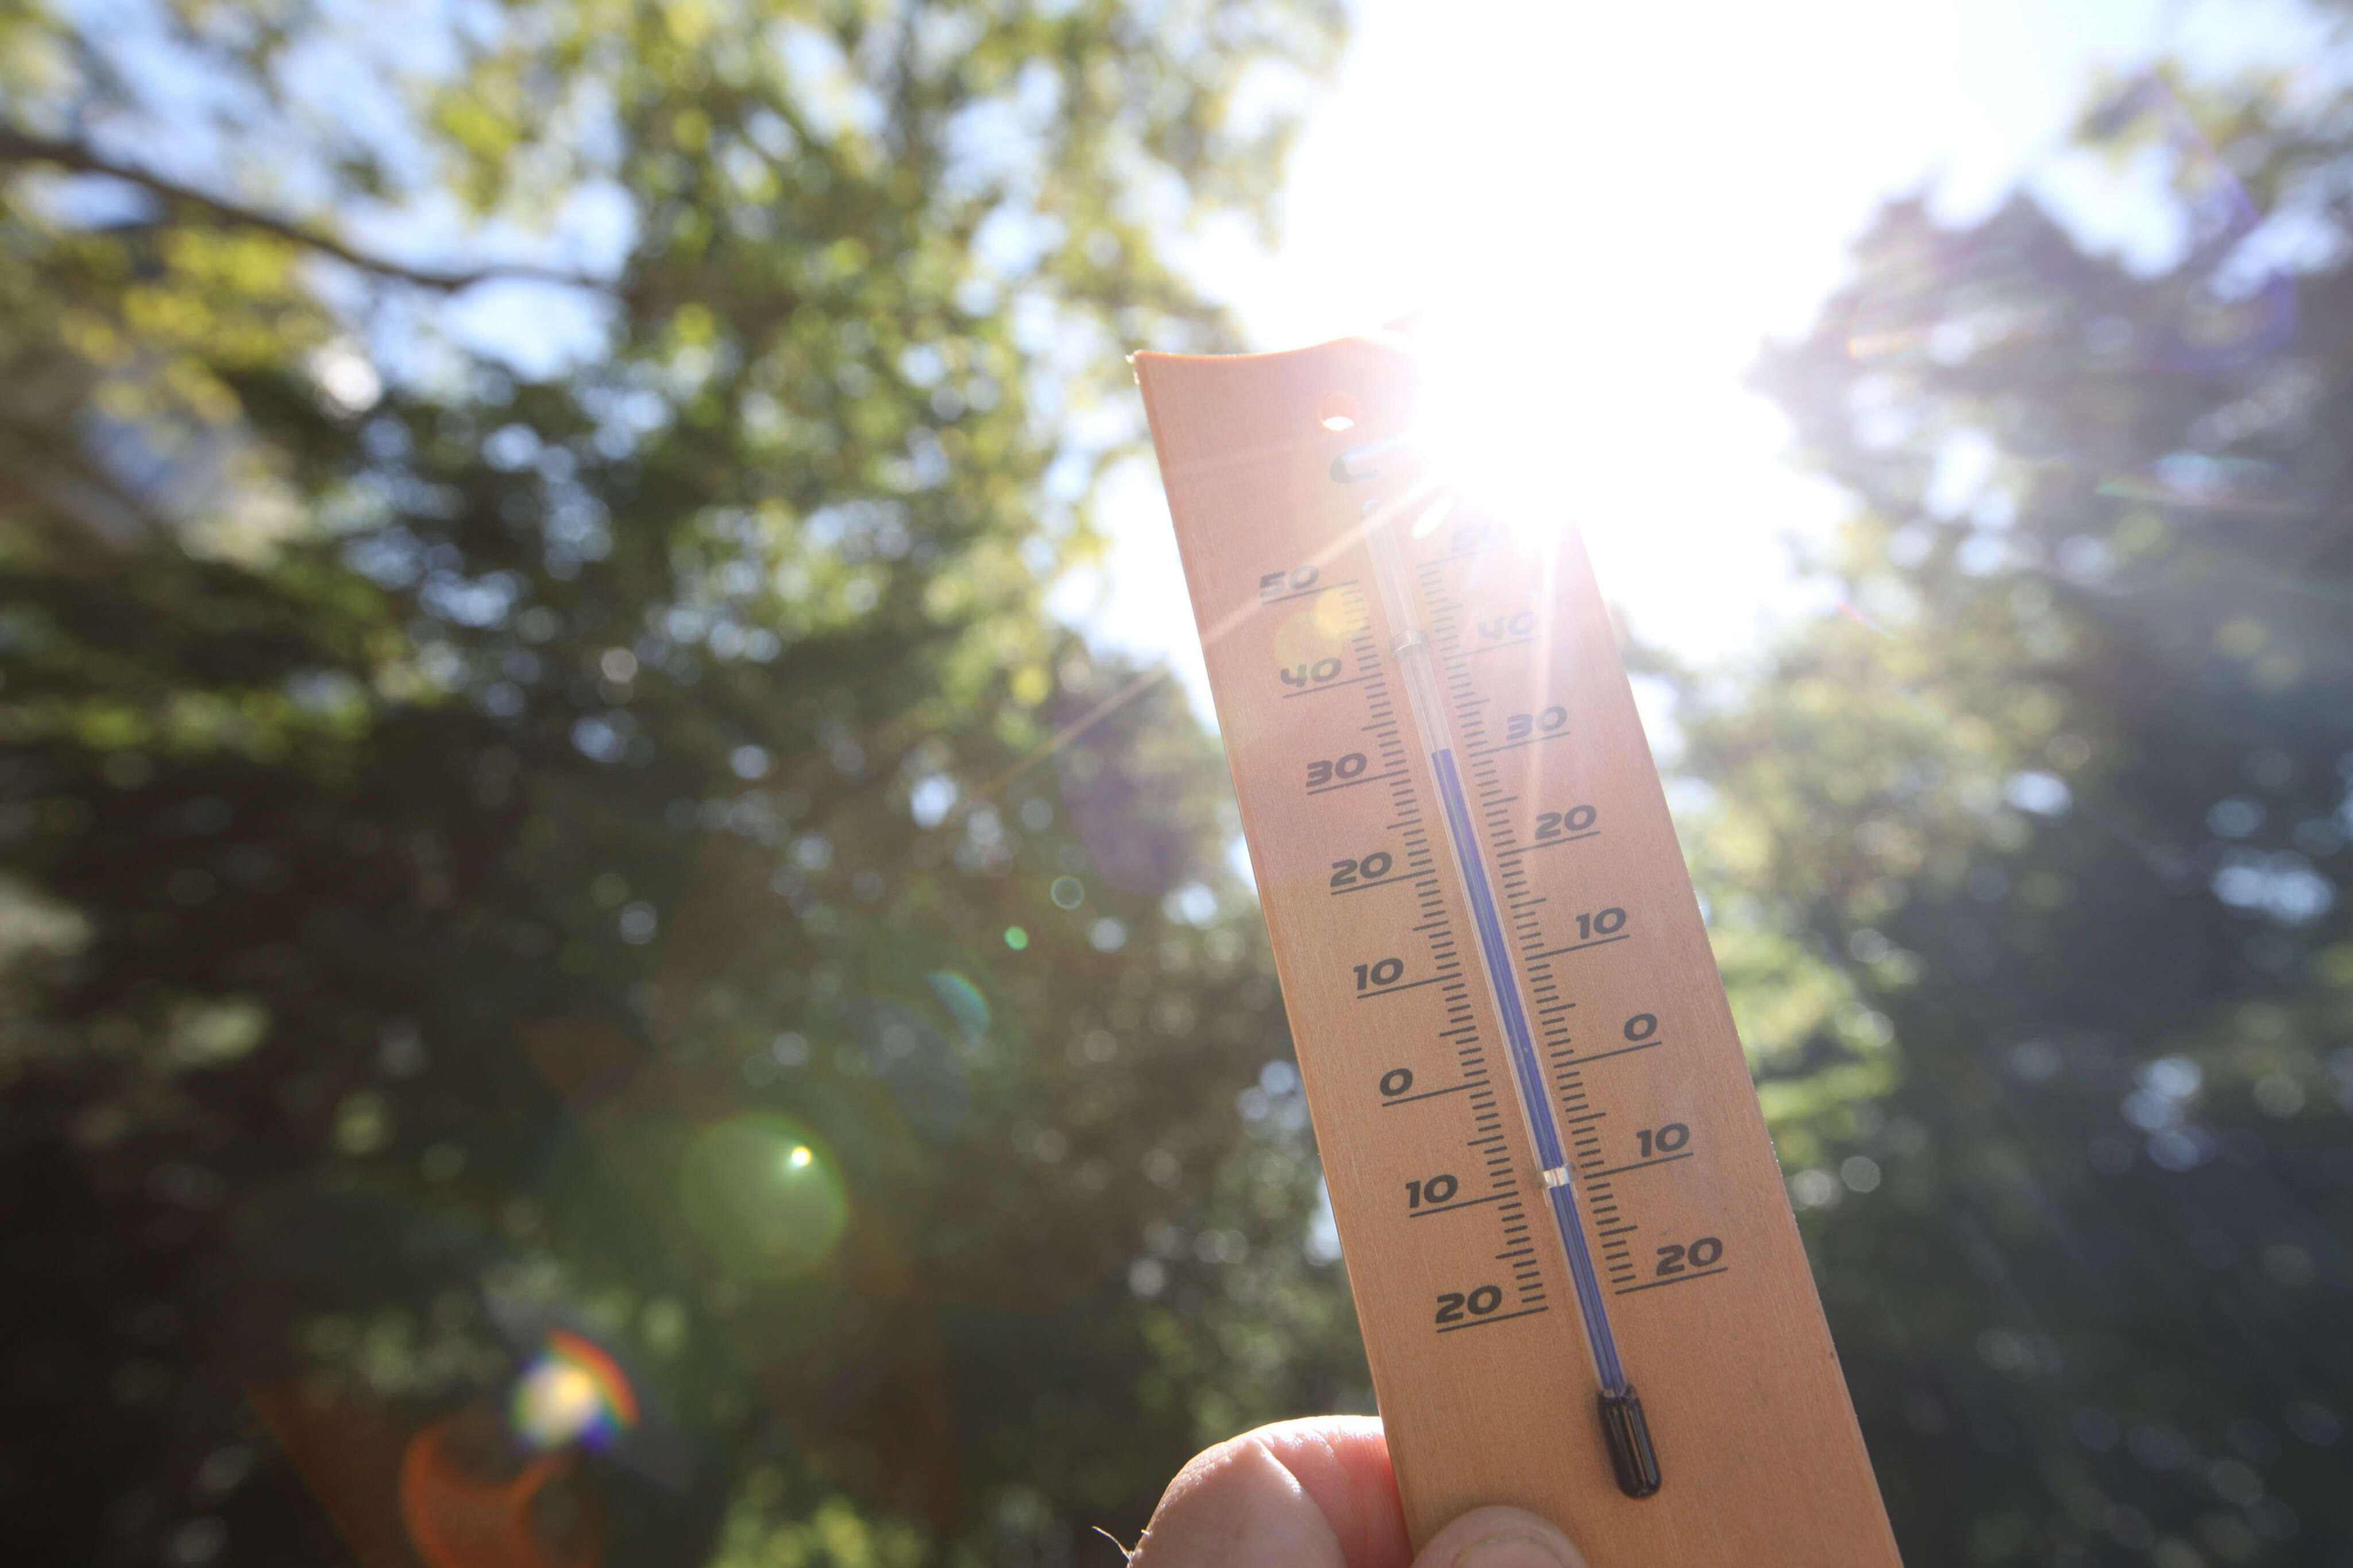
511,1329,640,1451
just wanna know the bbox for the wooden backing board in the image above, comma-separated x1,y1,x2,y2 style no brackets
1135,335,1899,1566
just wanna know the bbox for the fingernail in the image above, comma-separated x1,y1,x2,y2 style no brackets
1453,1532,1571,1568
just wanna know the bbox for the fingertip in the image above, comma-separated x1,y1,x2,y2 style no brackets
1245,1418,1411,1568
1131,1428,1343,1568
1407,1505,1589,1568
1129,1418,1409,1568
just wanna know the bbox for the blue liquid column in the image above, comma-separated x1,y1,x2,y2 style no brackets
1359,491,1660,1499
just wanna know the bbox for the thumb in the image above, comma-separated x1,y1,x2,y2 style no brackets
1407,1505,1589,1568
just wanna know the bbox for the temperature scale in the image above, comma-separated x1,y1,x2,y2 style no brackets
1136,334,1898,1562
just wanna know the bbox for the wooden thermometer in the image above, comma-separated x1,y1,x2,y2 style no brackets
1135,333,1899,1564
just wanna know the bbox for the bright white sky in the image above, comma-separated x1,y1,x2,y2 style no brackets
1063,0,2327,719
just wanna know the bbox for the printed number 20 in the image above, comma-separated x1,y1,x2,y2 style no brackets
1435,1285,1503,1323
1655,1237,1723,1276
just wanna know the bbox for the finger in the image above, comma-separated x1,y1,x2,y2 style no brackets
1406,1505,1590,1568
1247,1418,1413,1568
1129,1416,1412,1568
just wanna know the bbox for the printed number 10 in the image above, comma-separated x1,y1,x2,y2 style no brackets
1576,907,1626,940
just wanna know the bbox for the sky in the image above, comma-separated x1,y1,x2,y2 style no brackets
74,0,2320,723
1063,0,2332,721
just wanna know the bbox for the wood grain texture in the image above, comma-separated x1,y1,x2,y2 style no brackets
1135,335,1899,1566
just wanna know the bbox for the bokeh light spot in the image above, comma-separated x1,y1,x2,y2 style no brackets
1273,607,1347,669
514,1362,601,1449
510,1330,638,1453
1050,876,1085,909
1309,592,1357,639
1003,925,1028,950
676,1114,848,1280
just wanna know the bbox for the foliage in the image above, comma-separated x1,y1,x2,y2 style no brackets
0,1,1357,1563
17,4,2353,1566
1678,71,2353,1566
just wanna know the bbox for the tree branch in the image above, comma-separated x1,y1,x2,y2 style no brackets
0,128,611,294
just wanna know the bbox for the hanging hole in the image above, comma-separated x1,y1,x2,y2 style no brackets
1317,393,1359,433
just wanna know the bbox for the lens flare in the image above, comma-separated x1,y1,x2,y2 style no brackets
402,1412,599,1568
924,970,990,1037
676,1113,849,1279
511,1329,639,1451
1394,307,1588,555
1319,318,1588,568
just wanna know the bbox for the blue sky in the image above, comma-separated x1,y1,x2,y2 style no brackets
1064,0,2335,721
60,0,2324,720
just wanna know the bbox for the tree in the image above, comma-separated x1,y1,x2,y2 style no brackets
1676,69,2353,1566
0,2,1360,1564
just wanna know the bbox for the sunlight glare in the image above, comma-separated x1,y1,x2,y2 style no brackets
1409,493,1454,540
1405,298,1593,553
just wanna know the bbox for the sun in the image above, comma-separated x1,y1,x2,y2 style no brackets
1388,302,1591,555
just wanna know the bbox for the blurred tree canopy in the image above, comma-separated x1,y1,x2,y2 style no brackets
0,1,1360,1565
1677,68,2353,1567
9,2,2353,1566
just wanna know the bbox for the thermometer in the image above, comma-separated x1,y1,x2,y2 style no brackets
1136,333,1897,1563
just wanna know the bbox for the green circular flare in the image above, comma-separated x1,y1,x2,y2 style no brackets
676,1114,848,1280
1049,876,1086,909
1004,926,1028,951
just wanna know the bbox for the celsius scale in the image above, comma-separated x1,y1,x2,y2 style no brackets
1136,334,1897,1563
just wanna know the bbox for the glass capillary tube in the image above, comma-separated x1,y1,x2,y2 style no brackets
1360,503,1629,1396
1360,488,1658,1498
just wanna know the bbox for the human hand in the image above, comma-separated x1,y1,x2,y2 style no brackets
1126,1417,1588,1568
